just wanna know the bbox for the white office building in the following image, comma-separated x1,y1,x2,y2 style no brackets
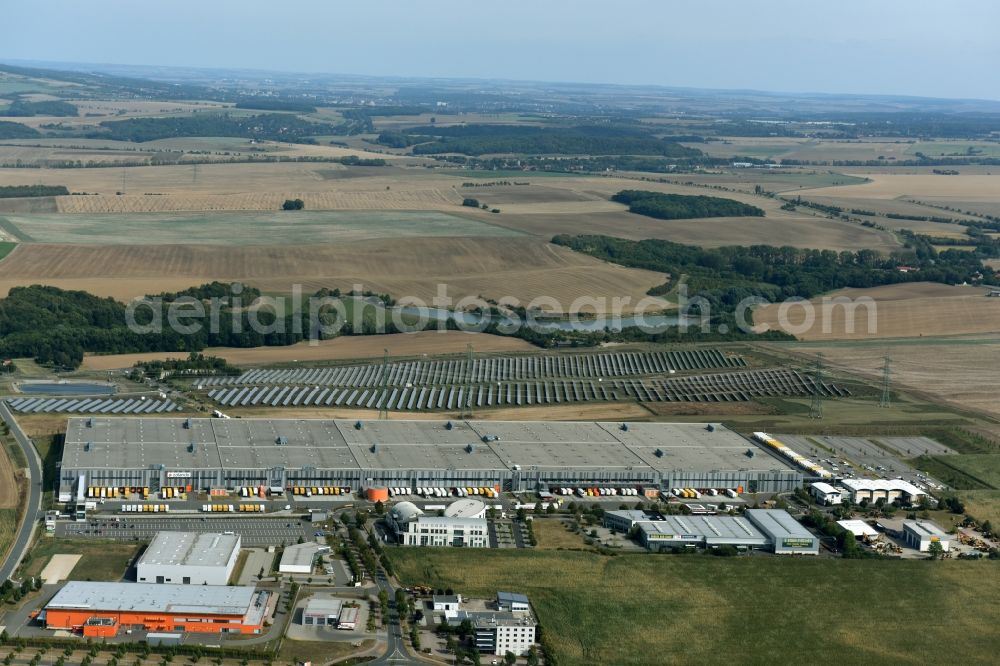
388,501,488,547
136,532,240,586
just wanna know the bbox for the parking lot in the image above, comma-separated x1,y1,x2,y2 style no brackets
776,434,947,489
57,516,316,546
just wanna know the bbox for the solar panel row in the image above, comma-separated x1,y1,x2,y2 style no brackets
205,369,847,411
6,397,180,414
194,349,745,389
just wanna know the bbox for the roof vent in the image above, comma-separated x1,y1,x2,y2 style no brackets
189,442,197,453
85,418,93,428
84,442,91,452
445,421,453,430
706,424,715,432
275,436,288,446
746,449,755,458
466,444,474,454
370,443,377,453
183,418,192,429
654,448,663,458
354,420,363,430
620,423,629,432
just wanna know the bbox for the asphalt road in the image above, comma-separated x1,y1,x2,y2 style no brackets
371,569,419,666
0,401,43,582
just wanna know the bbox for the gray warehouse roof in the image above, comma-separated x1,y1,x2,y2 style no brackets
138,532,240,568
62,417,797,477
46,581,259,616
745,509,814,540
279,542,322,569
638,515,768,545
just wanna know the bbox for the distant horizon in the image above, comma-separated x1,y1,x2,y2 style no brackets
3,0,998,101
4,56,1000,107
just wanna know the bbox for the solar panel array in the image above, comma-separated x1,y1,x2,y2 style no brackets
207,368,847,411
6,396,180,414
195,349,745,389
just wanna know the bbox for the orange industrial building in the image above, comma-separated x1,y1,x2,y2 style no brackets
41,582,270,636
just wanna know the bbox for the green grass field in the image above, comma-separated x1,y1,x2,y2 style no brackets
0,210,522,245
21,539,139,582
928,454,1000,488
388,547,1000,665
0,242,16,261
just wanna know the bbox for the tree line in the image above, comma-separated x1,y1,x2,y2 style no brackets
551,233,989,328
95,112,340,143
378,123,703,157
612,189,764,220
0,99,78,117
0,185,68,198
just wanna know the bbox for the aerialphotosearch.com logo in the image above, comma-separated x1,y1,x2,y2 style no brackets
124,282,879,341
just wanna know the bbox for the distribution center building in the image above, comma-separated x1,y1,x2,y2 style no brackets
42,581,270,636
59,417,802,497
136,532,241,585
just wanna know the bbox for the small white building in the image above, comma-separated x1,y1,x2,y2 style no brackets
903,520,951,552
497,592,530,612
837,519,879,540
279,542,321,574
136,532,240,586
433,594,461,611
810,482,843,505
302,598,343,626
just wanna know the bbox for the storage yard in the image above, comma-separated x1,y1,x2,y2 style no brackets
57,417,804,500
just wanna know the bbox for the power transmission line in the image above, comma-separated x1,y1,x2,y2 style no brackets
809,353,825,420
878,353,892,408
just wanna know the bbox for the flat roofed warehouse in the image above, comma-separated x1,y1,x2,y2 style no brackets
43,581,269,635
137,531,241,585
60,417,802,495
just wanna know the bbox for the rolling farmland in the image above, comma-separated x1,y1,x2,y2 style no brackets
753,283,1000,340
0,237,669,308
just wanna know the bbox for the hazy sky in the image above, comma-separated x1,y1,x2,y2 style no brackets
4,0,999,100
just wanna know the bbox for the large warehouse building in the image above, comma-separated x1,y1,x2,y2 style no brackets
42,582,270,636
59,417,802,497
136,532,241,586
604,508,820,555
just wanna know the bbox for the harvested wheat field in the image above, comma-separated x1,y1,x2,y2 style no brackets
0,443,19,509
770,336,1000,419
0,238,668,310
0,210,510,244
754,282,1000,340
81,331,535,370
796,174,1000,202
494,210,898,252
